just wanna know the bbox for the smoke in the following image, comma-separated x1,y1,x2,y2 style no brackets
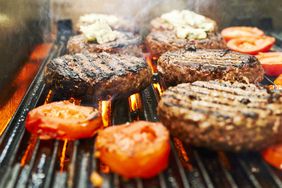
50,0,186,34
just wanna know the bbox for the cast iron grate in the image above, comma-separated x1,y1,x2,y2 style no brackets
0,20,282,188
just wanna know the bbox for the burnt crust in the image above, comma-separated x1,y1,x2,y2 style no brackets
158,81,282,151
44,52,152,100
157,49,264,86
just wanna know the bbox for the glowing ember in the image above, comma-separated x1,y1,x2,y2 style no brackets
173,137,192,171
20,135,38,166
60,139,68,172
99,100,112,127
153,83,164,96
145,54,157,73
128,93,142,112
69,97,81,105
44,90,54,104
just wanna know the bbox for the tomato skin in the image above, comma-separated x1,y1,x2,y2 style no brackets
221,26,264,41
227,36,275,55
25,101,103,140
256,52,282,76
262,144,282,169
95,121,170,178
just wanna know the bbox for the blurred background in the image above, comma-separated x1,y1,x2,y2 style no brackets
1,0,282,90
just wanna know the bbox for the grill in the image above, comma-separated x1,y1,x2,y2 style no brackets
1,20,282,188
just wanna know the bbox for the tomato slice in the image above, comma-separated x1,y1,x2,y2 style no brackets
26,101,103,140
256,52,282,76
262,144,282,169
227,36,275,55
95,121,170,178
221,26,264,41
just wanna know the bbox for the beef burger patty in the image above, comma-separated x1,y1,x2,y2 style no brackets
158,49,264,86
44,52,152,100
158,81,282,151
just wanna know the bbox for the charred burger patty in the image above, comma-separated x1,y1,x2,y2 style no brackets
158,81,282,151
158,49,264,86
44,52,152,100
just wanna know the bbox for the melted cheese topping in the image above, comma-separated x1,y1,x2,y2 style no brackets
160,10,216,39
80,21,118,44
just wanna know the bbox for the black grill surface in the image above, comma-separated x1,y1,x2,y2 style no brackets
0,20,282,188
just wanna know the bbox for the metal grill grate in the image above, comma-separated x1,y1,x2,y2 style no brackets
1,20,282,188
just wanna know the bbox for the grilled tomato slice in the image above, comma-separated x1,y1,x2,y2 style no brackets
26,101,102,140
262,144,282,169
221,26,264,41
95,121,170,178
256,52,282,76
227,36,275,55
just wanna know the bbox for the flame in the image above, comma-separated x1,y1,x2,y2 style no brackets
99,100,112,127
44,90,54,104
173,137,193,171
128,93,142,112
20,135,38,166
60,139,68,172
153,83,164,96
145,54,157,73
0,43,52,136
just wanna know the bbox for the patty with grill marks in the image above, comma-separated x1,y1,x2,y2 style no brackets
44,52,152,100
145,30,226,59
158,49,264,86
158,81,282,151
67,32,143,57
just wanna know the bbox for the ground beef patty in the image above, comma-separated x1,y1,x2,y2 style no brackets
44,52,152,100
67,32,142,57
158,49,264,86
145,30,226,58
158,81,282,152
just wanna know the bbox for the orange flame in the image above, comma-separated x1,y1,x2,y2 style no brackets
173,137,193,171
128,93,142,112
99,100,112,127
153,83,164,96
145,54,157,73
44,90,54,104
60,139,68,172
20,135,38,166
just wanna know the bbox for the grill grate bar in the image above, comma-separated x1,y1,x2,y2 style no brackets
6,163,22,188
53,172,67,188
237,158,262,188
192,150,214,188
43,140,60,188
16,139,41,188
217,152,238,188
260,158,282,187
171,142,191,188
67,140,79,188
